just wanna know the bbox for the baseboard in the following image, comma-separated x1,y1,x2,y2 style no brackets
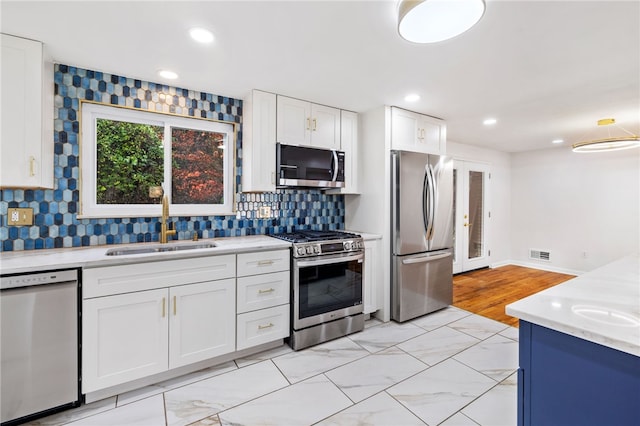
491,259,584,276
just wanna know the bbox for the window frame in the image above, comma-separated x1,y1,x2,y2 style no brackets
80,102,236,218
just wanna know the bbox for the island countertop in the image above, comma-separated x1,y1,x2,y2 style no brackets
506,254,640,357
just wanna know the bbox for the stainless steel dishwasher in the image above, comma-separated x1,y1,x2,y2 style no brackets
1,269,81,425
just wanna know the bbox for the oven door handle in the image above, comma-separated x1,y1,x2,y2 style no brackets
295,252,364,268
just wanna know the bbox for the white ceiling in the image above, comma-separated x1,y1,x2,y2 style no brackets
2,0,639,152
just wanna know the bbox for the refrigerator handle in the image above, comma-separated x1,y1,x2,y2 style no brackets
402,251,452,264
424,164,436,240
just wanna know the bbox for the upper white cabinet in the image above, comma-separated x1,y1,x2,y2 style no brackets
329,110,359,194
0,33,53,188
277,95,340,150
391,107,446,155
242,90,277,192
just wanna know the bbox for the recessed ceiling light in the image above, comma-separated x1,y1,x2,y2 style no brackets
483,118,497,126
189,27,214,44
404,94,420,102
158,69,178,80
552,139,564,144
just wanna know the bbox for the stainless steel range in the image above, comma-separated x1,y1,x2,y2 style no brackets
270,230,365,350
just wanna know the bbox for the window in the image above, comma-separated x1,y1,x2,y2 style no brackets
80,103,235,218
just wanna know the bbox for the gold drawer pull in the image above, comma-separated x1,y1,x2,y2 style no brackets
257,260,274,266
258,288,275,294
162,297,166,318
258,323,274,330
173,295,177,316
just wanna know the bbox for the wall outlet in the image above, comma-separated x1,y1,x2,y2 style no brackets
258,206,271,218
7,208,34,226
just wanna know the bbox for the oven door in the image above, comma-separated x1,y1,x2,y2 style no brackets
293,251,364,330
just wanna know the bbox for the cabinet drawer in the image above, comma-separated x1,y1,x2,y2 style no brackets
83,254,236,298
237,249,290,277
236,304,290,351
237,271,290,314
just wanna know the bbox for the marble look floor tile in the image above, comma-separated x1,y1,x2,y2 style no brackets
410,306,472,331
365,317,384,329
348,321,426,353
233,344,293,368
439,412,480,425
218,375,352,426
462,373,517,426
187,414,221,426
397,326,480,366
317,391,426,426
164,360,288,426
117,361,237,406
448,314,509,340
499,326,519,341
387,358,495,426
325,347,427,402
453,335,519,381
272,337,369,383
65,394,165,426
27,397,117,426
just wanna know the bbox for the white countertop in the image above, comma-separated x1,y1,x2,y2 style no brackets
0,235,292,275
506,254,640,357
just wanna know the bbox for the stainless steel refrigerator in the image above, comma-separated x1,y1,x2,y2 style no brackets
391,150,454,322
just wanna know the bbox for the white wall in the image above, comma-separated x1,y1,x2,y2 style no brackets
447,141,512,267
510,147,640,274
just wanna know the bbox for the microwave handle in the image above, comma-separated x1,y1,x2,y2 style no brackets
280,164,298,169
331,150,339,181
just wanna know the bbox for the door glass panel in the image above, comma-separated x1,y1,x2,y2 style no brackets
468,171,484,259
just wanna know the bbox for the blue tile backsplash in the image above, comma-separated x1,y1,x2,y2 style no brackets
0,64,344,251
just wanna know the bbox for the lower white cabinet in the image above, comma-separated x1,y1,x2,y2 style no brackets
237,304,289,351
83,288,168,393
169,279,235,369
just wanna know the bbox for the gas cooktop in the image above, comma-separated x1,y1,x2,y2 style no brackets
269,230,361,243
270,230,363,258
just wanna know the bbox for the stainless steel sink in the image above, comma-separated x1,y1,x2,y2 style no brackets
106,242,217,256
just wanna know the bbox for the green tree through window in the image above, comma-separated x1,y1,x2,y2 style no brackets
96,119,164,204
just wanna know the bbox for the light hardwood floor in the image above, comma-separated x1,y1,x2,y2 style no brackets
453,265,575,327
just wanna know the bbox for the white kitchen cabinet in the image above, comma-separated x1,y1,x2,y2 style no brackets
277,95,340,150
242,90,277,192
235,250,290,351
169,279,235,369
328,110,359,195
0,33,53,188
391,107,446,155
82,289,169,393
82,255,237,393
363,238,381,314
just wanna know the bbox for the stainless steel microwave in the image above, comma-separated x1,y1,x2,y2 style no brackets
276,143,345,189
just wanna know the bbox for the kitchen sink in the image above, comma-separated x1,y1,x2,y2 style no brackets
105,242,217,256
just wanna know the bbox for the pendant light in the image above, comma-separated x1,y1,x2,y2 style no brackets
572,118,640,153
397,0,486,43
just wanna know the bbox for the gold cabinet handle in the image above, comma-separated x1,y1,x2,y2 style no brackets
312,118,317,131
173,295,177,316
464,223,473,227
29,156,35,176
162,297,166,317
258,288,275,294
306,117,311,130
258,323,274,330
257,260,274,266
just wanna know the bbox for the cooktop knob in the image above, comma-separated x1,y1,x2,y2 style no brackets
344,241,352,250
297,247,306,256
314,246,320,254
306,246,313,254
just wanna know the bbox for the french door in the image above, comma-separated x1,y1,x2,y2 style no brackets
453,160,490,274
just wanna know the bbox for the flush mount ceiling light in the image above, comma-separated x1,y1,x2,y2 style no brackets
404,93,420,102
572,118,640,153
158,69,178,80
189,27,214,44
483,118,497,126
397,0,486,43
